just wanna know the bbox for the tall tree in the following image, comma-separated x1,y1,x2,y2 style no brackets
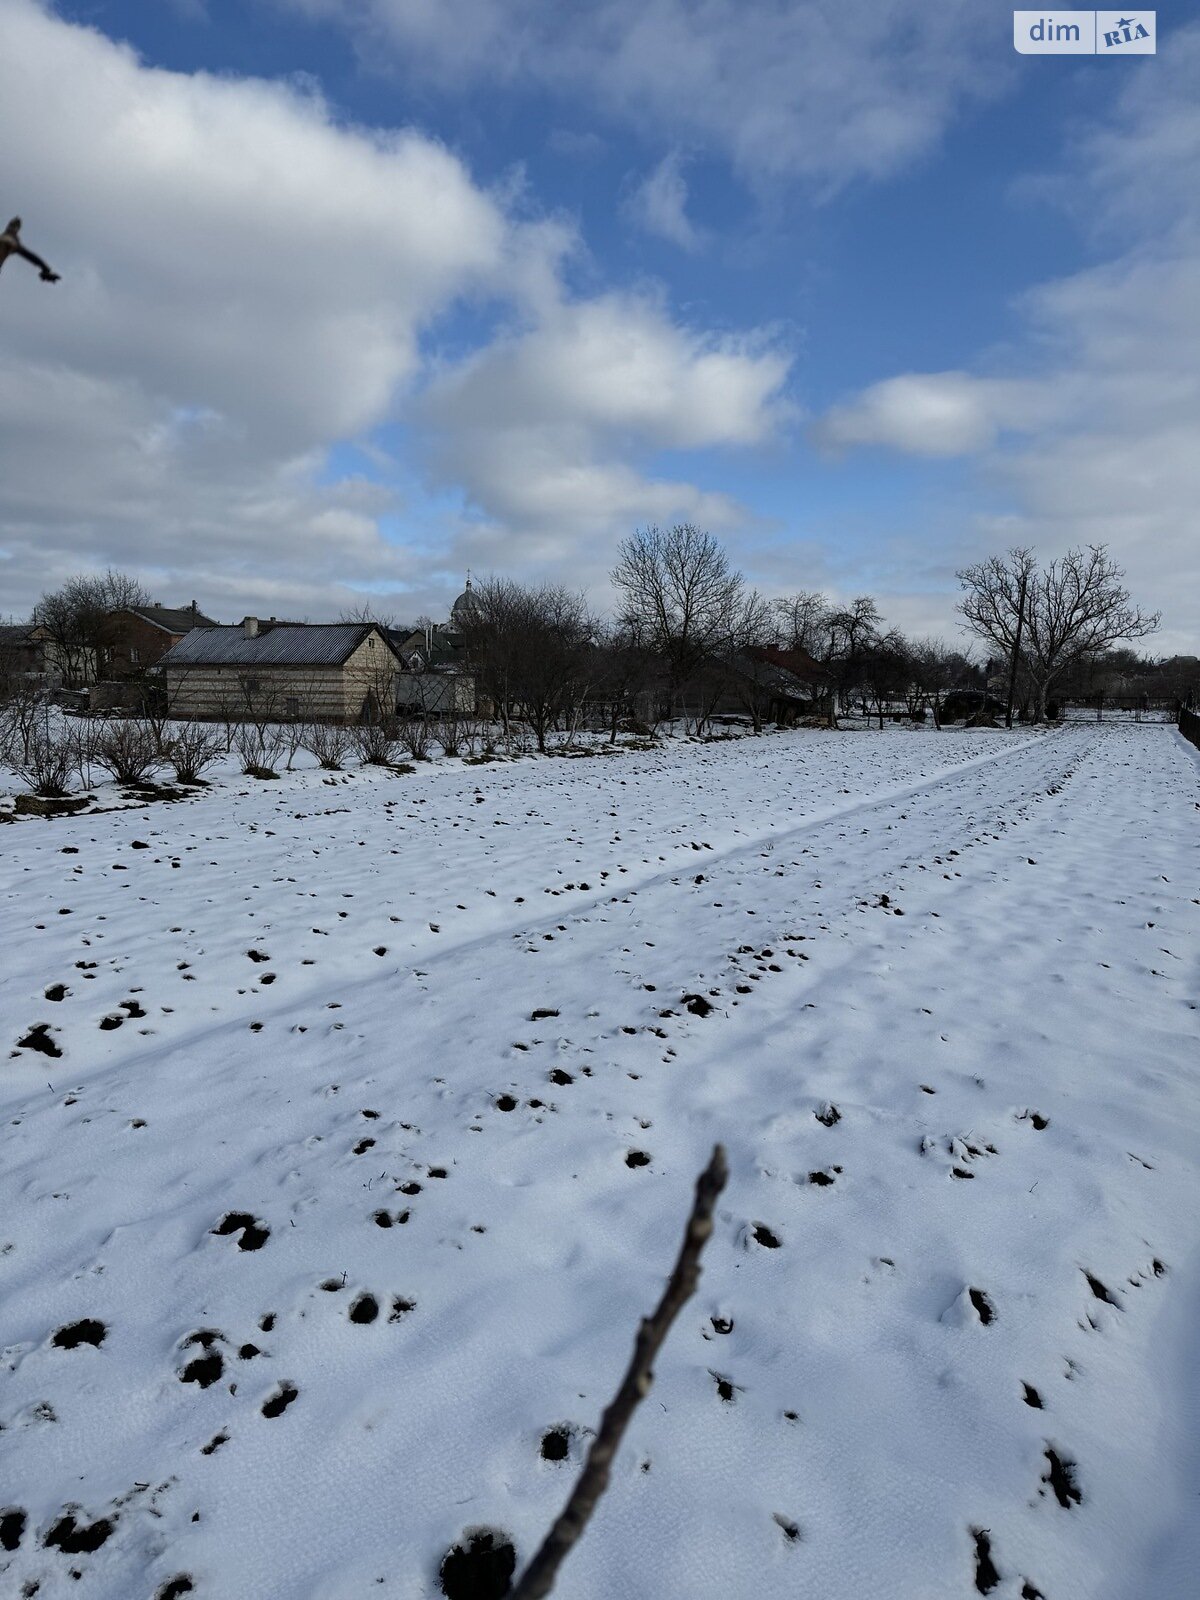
32,568,150,687
958,545,1159,720
611,525,749,719
459,578,593,752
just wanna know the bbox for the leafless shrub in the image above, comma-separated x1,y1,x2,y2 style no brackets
94,717,161,785
399,717,432,760
168,722,224,783
436,717,465,757
351,717,399,766
67,717,102,788
234,722,286,776
6,711,76,796
303,720,353,770
0,683,49,768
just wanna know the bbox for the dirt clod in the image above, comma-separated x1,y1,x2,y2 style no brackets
439,1530,516,1600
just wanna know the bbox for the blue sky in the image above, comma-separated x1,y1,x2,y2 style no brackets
2,1,1196,648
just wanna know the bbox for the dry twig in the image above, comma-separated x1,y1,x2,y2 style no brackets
510,1143,729,1600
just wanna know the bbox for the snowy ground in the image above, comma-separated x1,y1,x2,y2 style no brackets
1,723,1197,1600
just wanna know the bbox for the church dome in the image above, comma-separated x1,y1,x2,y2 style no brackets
450,576,478,624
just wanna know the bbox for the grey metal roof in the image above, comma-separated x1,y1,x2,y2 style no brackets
124,605,218,633
162,622,396,669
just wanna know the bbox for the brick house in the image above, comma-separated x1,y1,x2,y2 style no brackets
161,618,401,723
101,602,217,678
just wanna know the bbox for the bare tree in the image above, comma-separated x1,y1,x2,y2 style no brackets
592,623,663,742
339,600,399,631
958,545,1159,722
860,630,912,728
908,638,971,728
611,525,749,721
772,590,830,656
32,569,151,688
459,578,594,754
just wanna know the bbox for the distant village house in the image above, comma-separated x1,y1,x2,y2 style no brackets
161,618,402,724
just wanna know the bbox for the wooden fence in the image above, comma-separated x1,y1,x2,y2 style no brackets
1178,704,1200,752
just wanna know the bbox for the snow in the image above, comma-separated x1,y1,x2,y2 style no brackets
1,722,1197,1600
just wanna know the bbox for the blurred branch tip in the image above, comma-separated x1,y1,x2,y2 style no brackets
506,1142,728,1600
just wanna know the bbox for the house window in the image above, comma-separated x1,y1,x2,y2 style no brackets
130,647,140,664
285,696,299,717
368,636,375,648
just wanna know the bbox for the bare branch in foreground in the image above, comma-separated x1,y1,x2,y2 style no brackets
510,1143,729,1600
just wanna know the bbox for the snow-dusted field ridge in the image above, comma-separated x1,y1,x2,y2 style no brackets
1,724,1197,1600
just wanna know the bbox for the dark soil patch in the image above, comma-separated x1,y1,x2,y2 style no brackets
625,1150,651,1168
52,1318,106,1350
389,1296,416,1322
1,1509,27,1551
1022,1383,1043,1409
495,1095,517,1112
682,993,713,1016
349,1293,379,1325
44,984,68,1002
711,1315,733,1335
18,1023,61,1057
212,1212,269,1251
181,1351,224,1388
439,1530,516,1599
1083,1271,1121,1307
530,1008,559,1021
808,1170,835,1187
968,1288,996,1326
549,1069,573,1086
261,1383,298,1419
1043,1447,1081,1508
752,1223,781,1248
200,1432,228,1456
971,1528,1000,1593
540,1427,569,1462
373,1210,393,1228
156,1578,195,1600
43,1513,114,1554
815,1103,840,1126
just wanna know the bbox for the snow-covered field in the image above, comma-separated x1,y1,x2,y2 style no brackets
1,723,1197,1600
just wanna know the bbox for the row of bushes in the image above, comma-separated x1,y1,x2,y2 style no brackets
0,703,518,798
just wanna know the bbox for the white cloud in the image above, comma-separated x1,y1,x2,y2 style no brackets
277,0,999,191
0,0,788,622
624,150,702,251
815,372,1047,457
416,292,790,567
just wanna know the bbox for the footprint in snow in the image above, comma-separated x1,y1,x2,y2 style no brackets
211,1212,270,1251
261,1382,298,1418
52,1318,106,1349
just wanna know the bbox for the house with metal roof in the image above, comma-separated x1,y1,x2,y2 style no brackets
160,618,401,724
101,602,218,680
